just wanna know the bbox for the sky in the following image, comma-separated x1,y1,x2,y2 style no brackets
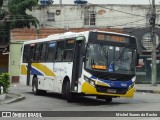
53,0,160,5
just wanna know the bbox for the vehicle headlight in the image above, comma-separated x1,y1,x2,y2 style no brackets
84,76,95,86
132,77,136,82
128,82,135,90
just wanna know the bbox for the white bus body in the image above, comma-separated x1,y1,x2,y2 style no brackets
20,30,137,102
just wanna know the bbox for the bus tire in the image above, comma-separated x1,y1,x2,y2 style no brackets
66,81,74,102
105,97,112,103
32,78,46,95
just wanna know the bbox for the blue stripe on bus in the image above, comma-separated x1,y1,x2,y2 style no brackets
31,67,44,76
91,76,132,88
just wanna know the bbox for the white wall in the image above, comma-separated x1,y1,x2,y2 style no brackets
27,4,160,29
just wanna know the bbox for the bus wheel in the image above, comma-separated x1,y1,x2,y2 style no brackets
32,78,46,95
105,97,112,103
66,81,74,102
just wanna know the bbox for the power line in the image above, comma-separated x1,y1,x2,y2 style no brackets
0,4,148,30
0,14,145,22
0,14,146,28
0,4,149,32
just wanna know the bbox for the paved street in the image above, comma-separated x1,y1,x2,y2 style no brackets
1,90,160,111
0,84,160,120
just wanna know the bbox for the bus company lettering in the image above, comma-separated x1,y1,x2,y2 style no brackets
53,67,64,72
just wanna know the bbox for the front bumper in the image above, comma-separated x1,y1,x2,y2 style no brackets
81,81,135,98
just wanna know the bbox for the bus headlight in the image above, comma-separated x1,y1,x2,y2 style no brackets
132,77,136,82
128,82,135,90
84,76,95,86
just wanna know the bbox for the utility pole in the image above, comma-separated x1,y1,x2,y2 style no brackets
150,0,157,86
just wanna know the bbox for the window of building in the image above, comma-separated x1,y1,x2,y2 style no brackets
47,12,55,21
84,10,96,26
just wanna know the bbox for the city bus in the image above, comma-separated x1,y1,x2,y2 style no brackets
20,30,138,102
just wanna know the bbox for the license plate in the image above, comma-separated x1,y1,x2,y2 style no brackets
107,89,117,93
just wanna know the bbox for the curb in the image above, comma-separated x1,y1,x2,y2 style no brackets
135,89,160,94
0,93,25,105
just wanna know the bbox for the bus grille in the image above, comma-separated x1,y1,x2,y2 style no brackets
95,85,128,94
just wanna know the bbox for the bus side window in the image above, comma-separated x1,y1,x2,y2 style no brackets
33,43,42,62
41,42,48,62
55,41,64,61
63,40,75,61
47,42,56,62
23,45,30,63
63,50,74,61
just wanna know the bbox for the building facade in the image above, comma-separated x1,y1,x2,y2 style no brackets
9,4,160,84
124,28,160,83
27,4,160,28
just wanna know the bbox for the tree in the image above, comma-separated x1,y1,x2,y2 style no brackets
0,0,10,43
8,0,39,28
0,0,39,44
0,1,3,7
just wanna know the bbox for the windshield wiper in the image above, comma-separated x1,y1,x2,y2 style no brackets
91,58,95,65
102,47,108,59
117,48,126,60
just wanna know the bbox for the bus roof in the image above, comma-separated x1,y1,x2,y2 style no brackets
97,30,134,37
23,30,134,45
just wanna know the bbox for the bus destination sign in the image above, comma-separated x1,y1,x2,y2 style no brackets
97,34,125,42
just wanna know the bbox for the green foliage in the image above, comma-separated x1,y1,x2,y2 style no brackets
0,73,10,93
0,0,39,43
0,0,3,7
9,0,38,13
8,0,39,28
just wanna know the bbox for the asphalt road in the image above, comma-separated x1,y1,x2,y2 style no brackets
1,92,160,111
0,84,160,120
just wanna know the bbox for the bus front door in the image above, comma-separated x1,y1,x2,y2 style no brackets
71,39,85,91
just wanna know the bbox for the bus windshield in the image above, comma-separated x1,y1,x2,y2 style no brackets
85,43,136,74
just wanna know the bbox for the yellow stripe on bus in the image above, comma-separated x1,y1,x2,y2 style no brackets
21,64,27,75
32,63,56,77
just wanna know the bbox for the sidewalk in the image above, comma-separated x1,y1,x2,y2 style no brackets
0,83,160,105
0,83,26,105
135,84,160,94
